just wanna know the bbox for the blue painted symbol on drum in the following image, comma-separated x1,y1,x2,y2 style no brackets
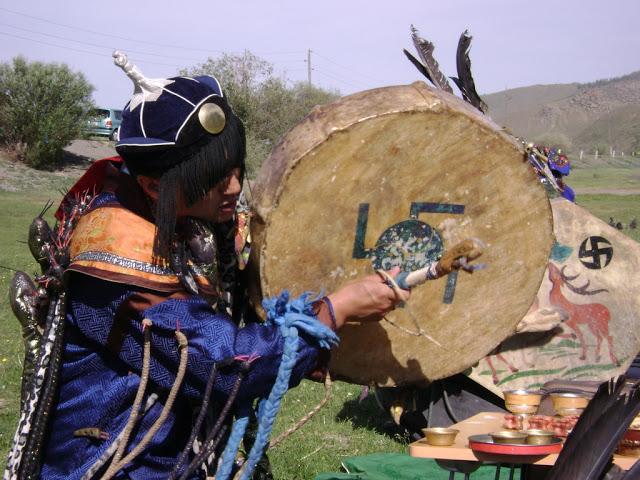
353,202,465,303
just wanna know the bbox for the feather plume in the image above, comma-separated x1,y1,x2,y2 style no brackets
453,30,488,113
410,25,453,93
403,49,432,84
547,377,640,480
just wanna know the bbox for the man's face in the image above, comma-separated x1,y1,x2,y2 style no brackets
177,167,242,223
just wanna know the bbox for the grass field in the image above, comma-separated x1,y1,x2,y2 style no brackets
576,194,640,242
569,163,640,242
0,156,638,478
570,167,640,191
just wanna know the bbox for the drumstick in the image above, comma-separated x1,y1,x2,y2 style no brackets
390,237,487,290
394,260,487,290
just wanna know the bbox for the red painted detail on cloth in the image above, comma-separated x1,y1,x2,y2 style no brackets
547,263,617,365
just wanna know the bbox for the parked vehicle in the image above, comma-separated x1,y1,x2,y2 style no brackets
85,108,122,140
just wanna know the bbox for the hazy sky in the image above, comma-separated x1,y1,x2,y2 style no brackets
1,0,639,108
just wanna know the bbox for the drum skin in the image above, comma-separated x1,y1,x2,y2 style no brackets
249,82,553,386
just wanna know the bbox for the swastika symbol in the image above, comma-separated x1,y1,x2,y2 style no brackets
578,236,613,269
352,201,465,304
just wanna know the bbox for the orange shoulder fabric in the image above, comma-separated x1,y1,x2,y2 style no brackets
67,205,183,292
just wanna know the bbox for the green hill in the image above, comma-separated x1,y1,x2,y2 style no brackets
483,71,640,158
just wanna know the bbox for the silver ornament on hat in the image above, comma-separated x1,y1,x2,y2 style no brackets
198,103,226,134
113,50,175,111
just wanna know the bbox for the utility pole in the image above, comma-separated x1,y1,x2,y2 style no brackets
307,49,312,87
504,86,510,126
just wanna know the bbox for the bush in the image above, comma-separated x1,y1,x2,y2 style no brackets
0,56,94,169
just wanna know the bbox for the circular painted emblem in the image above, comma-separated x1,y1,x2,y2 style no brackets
579,236,613,269
371,219,443,271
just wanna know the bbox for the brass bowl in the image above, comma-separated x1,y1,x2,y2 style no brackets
490,430,528,444
504,389,542,407
421,427,459,446
524,429,555,445
505,403,538,415
551,393,589,414
556,407,585,417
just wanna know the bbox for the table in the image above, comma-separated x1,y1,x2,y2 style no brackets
408,412,637,478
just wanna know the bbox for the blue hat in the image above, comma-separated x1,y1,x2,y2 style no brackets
112,51,238,172
110,51,246,259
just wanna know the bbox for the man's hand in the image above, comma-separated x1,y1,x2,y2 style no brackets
327,267,410,327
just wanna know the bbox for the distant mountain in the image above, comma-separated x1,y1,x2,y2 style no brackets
483,71,640,157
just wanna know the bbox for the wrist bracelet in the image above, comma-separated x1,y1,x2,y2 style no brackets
321,296,338,331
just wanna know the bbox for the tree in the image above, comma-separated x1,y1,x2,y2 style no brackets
0,56,94,168
182,51,339,175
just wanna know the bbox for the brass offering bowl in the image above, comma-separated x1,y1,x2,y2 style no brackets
421,427,459,446
503,389,542,415
551,393,589,415
505,403,539,415
631,412,640,429
490,430,528,444
524,429,555,445
555,407,585,417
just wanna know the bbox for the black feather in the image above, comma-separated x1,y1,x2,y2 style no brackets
565,377,626,446
454,30,488,113
403,48,432,84
547,377,640,480
410,25,453,93
602,465,629,480
449,76,465,96
546,378,624,478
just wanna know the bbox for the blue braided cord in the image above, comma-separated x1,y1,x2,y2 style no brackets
238,291,337,480
219,292,338,480
215,414,250,480
262,291,339,349
239,327,298,480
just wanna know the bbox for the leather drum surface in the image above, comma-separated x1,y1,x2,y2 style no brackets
249,82,553,386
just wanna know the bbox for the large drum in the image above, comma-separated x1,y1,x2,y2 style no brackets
249,82,553,386
470,198,640,396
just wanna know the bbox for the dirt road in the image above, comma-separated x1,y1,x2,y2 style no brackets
64,139,116,162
